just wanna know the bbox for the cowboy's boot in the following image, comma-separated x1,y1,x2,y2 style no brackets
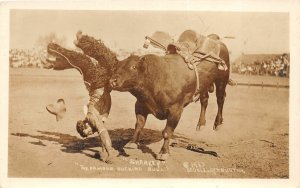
86,104,118,163
99,129,119,163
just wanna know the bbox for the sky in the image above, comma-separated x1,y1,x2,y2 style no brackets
10,10,289,60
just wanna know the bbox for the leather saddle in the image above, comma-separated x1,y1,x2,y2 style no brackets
144,29,227,71
144,30,228,101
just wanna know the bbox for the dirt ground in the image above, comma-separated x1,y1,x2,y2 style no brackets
8,68,289,178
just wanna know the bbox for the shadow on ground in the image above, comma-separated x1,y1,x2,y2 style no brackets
11,128,191,160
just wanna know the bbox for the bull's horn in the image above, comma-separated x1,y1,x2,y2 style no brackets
46,98,66,121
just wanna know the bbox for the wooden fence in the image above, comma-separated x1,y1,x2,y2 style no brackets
235,82,289,88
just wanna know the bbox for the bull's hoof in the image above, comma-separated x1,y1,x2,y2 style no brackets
196,119,206,131
124,142,139,149
213,121,223,131
213,117,223,131
196,124,205,131
156,153,169,161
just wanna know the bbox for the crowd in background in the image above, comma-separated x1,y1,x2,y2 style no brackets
10,48,290,78
9,48,43,68
232,54,290,77
9,47,154,68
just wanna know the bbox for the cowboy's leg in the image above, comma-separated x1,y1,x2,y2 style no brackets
98,124,118,163
86,88,111,122
87,104,118,163
86,89,117,163
85,89,104,127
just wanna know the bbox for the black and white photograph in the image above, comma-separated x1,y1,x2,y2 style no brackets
0,1,300,188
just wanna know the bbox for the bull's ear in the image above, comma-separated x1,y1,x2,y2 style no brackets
138,56,146,72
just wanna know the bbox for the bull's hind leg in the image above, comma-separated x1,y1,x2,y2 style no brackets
124,101,148,149
157,106,183,161
196,92,209,131
214,80,227,130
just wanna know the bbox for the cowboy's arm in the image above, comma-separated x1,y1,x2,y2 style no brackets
86,88,111,126
85,89,105,126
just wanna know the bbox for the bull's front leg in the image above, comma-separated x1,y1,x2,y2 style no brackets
157,105,183,161
124,100,148,149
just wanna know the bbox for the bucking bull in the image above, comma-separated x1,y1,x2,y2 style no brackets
41,30,230,161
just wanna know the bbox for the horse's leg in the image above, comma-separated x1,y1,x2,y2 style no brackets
214,80,227,130
196,92,209,131
157,105,183,161
124,100,148,149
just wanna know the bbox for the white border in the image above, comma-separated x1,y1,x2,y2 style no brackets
1,0,300,188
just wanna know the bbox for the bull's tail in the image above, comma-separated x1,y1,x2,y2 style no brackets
208,78,236,94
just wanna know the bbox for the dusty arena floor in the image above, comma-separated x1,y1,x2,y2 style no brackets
8,68,289,178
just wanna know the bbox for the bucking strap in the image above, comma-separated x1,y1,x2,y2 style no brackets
191,63,201,102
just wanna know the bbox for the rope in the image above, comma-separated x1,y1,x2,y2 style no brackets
192,63,200,102
48,48,91,87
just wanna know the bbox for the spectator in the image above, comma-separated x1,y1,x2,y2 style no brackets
233,54,289,77
9,48,43,68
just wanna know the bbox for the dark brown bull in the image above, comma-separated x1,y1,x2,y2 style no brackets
110,43,230,160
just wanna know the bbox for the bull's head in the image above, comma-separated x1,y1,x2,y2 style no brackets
109,55,145,91
40,43,74,70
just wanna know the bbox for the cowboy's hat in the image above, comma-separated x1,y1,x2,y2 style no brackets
46,99,66,121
